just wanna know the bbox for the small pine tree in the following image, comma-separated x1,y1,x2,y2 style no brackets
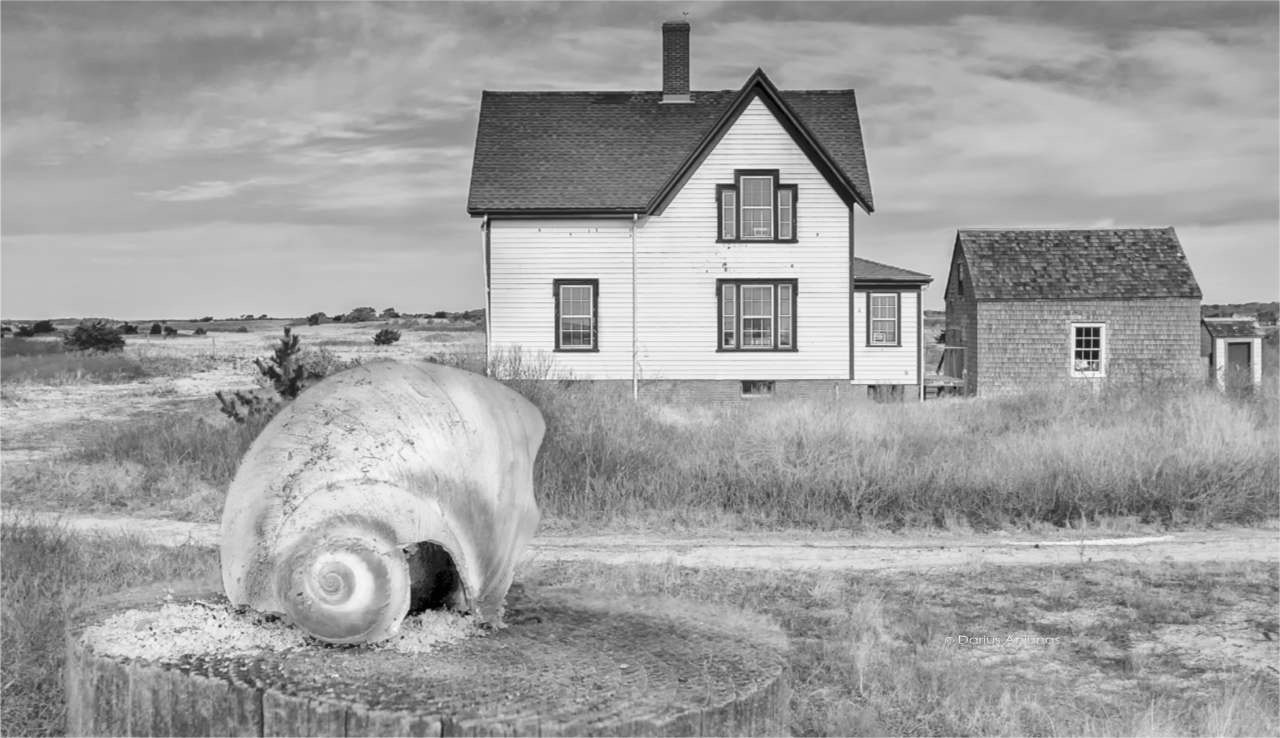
373,328,401,346
149,322,163,335
216,327,338,423
64,320,125,352
31,320,56,334
307,312,326,326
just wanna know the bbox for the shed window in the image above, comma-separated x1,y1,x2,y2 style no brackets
716,170,797,242
554,279,598,351
868,293,900,346
717,279,798,351
1071,323,1105,377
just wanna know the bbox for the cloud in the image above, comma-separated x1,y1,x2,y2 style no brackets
138,177,291,203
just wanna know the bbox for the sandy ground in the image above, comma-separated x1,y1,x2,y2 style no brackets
0,324,483,463
5,508,1276,572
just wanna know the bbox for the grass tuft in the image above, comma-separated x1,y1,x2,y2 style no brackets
0,523,219,736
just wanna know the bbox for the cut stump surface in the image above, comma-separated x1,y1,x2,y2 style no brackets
66,582,790,737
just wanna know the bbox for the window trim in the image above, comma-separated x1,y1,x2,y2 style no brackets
865,292,902,347
716,279,799,352
1070,322,1106,378
553,278,599,352
715,170,798,244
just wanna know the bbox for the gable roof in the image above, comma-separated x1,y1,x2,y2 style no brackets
853,257,931,285
949,228,1202,301
1202,318,1263,339
468,69,872,216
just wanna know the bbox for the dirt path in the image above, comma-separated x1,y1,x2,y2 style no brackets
5,509,1276,572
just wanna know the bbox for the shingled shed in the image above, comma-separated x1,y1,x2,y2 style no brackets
941,228,1203,396
1202,318,1264,393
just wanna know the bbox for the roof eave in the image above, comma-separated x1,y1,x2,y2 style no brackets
468,206,644,218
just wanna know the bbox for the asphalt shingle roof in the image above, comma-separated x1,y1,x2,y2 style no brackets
955,228,1202,301
853,257,931,283
468,85,872,214
1202,319,1263,339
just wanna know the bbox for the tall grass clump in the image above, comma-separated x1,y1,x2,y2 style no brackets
525,383,1278,529
0,523,219,736
0,348,148,384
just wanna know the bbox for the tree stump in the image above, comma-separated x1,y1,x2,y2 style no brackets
66,582,790,737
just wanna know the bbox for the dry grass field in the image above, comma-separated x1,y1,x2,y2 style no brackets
1,319,1277,737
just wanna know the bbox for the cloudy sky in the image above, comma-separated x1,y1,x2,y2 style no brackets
2,1,1276,319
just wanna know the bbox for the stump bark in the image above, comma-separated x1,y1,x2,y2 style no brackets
66,583,790,737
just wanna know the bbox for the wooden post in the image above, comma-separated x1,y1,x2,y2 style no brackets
66,583,790,737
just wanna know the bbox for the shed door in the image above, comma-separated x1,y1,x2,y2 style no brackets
1226,342,1252,391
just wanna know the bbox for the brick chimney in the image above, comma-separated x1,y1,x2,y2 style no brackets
662,20,691,103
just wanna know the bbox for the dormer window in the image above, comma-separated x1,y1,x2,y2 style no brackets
717,170,797,243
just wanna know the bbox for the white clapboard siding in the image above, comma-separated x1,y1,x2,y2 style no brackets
487,219,635,380
852,290,919,384
632,97,851,381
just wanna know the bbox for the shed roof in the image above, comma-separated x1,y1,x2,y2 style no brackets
468,70,872,215
853,257,932,285
1202,318,1264,338
952,228,1202,301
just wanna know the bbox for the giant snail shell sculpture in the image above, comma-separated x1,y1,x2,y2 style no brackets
221,361,545,645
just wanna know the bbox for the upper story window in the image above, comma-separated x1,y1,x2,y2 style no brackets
554,279,598,352
717,170,797,242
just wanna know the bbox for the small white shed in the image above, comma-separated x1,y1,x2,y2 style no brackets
1202,318,1264,393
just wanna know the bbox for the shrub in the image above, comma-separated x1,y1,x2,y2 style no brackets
63,320,125,352
306,312,326,326
15,325,34,338
163,326,179,337
373,328,401,346
199,316,214,322
193,327,207,336
345,306,377,323
331,313,345,323
149,322,162,336
118,323,138,335
433,310,448,319
216,327,359,423
234,326,249,333
381,307,399,319
31,320,56,334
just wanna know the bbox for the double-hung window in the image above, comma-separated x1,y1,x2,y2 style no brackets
718,280,796,351
717,170,797,242
554,279,598,351
1070,323,1105,377
867,293,900,346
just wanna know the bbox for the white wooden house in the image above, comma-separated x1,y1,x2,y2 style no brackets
467,21,931,402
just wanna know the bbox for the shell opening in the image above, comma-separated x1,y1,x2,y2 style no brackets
405,541,466,614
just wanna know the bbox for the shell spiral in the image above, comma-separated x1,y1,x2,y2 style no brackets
274,521,410,644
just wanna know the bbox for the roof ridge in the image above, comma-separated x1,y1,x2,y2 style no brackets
957,226,1174,233
481,88,856,95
